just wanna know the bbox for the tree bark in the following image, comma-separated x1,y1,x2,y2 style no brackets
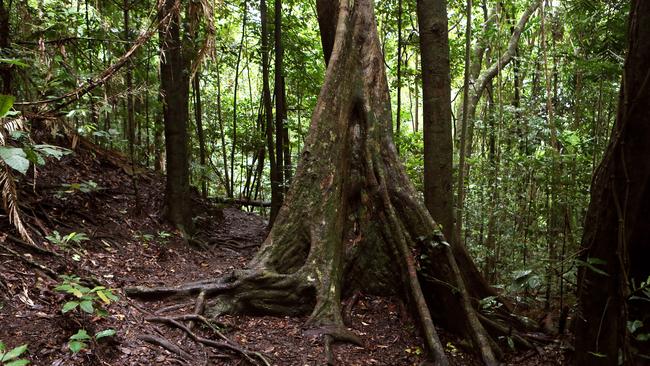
575,1,650,365
193,73,207,198
418,0,453,240
159,0,192,232
231,0,248,197
395,0,403,143
0,0,10,94
261,0,280,224
274,0,288,197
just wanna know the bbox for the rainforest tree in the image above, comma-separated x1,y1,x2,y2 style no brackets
575,1,650,364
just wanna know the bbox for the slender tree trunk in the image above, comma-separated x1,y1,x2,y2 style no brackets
124,0,140,212
274,0,288,196
575,2,650,365
215,58,231,196
231,0,248,197
395,0,403,145
455,0,472,248
0,0,11,94
418,0,453,240
261,0,280,223
160,0,192,232
458,0,541,180
193,73,207,198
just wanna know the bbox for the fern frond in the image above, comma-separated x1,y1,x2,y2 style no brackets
0,165,34,244
0,117,26,145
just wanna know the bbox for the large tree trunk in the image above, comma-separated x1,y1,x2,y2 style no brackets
159,0,192,232
418,0,454,241
129,0,527,364
575,1,650,365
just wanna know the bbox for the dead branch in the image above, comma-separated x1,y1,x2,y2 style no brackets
3,231,63,258
146,316,270,366
210,197,272,208
138,334,192,361
125,278,240,299
0,241,57,277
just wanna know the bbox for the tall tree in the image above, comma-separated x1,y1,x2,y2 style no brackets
575,1,650,364
129,1,528,364
455,0,472,248
159,0,193,232
274,0,288,197
0,0,11,94
418,0,453,240
395,0,403,143
261,0,281,224
456,0,541,247
193,73,207,198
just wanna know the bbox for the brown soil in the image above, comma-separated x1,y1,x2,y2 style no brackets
0,138,569,365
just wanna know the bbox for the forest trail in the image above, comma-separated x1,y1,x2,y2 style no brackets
0,136,565,365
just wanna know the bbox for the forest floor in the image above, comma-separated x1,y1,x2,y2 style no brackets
0,136,570,365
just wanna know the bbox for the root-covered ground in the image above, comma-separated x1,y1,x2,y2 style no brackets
0,139,568,365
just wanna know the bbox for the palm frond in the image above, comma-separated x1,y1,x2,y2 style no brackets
0,165,34,244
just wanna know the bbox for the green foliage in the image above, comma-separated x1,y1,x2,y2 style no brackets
0,342,29,366
508,269,542,293
0,141,71,176
0,95,15,119
46,231,90,249
56,180,101,196
67,328,116,354
54,276,118,354
0,147,29,175
54,275,118,318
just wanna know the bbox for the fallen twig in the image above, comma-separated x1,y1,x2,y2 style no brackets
146,316,270,366
0,241,58,277
138,334,192,361
3,231,63,258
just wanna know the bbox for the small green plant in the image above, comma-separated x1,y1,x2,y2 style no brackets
46,231,89,249
46,231,90,261
55,276,119,353
157,231,172,239
67,329,116,354
134,232,154,243
0,342,29,366
55,275,118,318
55,180,102,198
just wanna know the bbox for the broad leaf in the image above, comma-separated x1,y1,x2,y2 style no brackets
0,344,28,362
94,329,116,340
79,300,94,314
61,301,79,313
96,290,111,305
33,145,71,160
69,329,91,341
68,341,86,354
5,360,30,366
0,94,15,118
0,147,30,175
